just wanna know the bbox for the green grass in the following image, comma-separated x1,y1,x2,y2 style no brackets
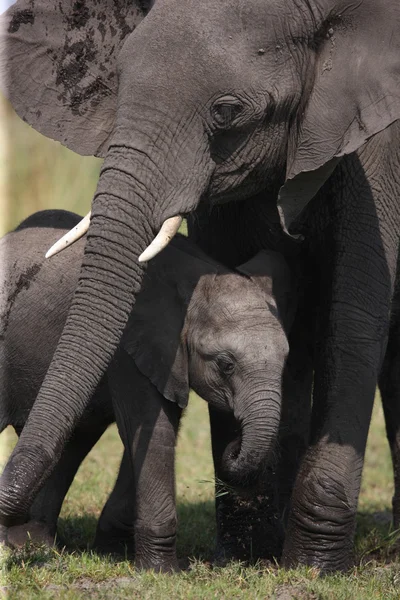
1,397,400,599
1,102,400,598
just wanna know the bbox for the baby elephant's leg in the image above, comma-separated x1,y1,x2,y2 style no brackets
107,349,182,572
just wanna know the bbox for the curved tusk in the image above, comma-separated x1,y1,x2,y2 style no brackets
138,215,183,263
45,212,91,259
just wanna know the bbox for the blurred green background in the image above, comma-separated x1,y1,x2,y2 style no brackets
1,97,102,236
1,97,399,598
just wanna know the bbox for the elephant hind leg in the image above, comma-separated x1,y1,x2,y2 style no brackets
379,321,400,530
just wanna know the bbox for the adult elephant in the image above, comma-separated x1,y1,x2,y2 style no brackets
1,0,400,573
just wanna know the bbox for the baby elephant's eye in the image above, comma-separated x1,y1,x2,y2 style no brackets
211,95,244,129
216,355,236,377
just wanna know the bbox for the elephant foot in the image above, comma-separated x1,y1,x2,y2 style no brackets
134,523,179,573
134,555,180,573
0,520,54,549
281,544,354,573
94,521,180,572
281,492,355,572
214,494,284,564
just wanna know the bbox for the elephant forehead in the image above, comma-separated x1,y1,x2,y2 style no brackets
194,275,277,328
208,273,266,306
152,0,303,42
127,0,300,88
194,321,284,361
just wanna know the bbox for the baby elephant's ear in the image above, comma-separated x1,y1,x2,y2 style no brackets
0,0,148,156
236,251,296,331
120,261,191,409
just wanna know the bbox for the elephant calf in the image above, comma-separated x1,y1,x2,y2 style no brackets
0,210,294,571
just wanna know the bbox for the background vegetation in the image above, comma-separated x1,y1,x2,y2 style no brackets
1,98,399,598
0,98,101,237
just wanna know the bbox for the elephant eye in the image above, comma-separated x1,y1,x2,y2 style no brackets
216,355,236,377
211,96,244,129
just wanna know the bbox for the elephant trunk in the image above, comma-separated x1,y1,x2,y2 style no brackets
220,390,282,490
0,133,209,525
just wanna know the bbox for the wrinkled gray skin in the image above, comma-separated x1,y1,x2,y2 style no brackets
1,0,400,572
379,263,400,535
0,210,293,570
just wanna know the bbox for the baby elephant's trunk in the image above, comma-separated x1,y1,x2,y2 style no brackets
220,390,282,490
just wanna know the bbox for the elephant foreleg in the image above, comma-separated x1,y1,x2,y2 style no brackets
379,297,400,529
282,149,400,572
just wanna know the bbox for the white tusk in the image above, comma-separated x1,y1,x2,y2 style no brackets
138,215,183,263
45,212,91,259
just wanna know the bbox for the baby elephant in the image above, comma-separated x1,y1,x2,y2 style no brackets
0,210,294,571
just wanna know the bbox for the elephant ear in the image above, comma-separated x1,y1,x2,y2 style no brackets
236,251,296,331
0,0,150,156
278,0,400,234
121,238,219,408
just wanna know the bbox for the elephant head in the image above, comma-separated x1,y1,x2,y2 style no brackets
122,237,294,488
0,0,399,522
